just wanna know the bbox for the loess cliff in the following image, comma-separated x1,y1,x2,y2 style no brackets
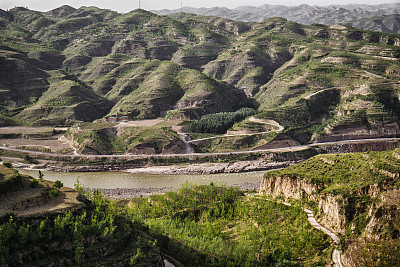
260,150,400,266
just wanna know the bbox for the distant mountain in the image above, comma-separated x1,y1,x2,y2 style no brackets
154,3,400,32
344,14,400,33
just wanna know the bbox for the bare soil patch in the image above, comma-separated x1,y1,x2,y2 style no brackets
114,119,164,128
16,187,82,217
0,126,62,134
0,178,82,217
0,134,74,153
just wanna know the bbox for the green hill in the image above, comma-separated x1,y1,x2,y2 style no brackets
0,6,400,143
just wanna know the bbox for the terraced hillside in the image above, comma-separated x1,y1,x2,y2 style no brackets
260,149,400,266
0,6,400,146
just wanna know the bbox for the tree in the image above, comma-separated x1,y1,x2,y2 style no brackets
38,171,44,182
49,189,60,198
2,162,12,168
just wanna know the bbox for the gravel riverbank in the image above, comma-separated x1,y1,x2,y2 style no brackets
11,160,299,174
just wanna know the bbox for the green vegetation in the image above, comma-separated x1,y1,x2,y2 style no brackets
67,124,182,155
30,177,39,188
128,183,333,266
38,171,44,181
1,5,400,147
112,126,180,154
78,122,117,130
2,162,12,168
265,149,400,195
0,190,160,266
48,189,59,198
190,108,257,134
53,180,63,189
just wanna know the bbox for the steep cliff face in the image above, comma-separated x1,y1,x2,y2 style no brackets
260,151,400,265
260,175,348,233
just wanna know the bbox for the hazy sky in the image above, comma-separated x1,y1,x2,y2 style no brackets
1,0,398,12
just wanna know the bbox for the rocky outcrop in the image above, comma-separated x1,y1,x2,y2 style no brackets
260,175,399,235
260,175,347,233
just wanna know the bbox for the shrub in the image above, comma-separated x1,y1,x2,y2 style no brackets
53,180,63,189
38,171,44,182
49,189,59,198
30,178,39,188
3,162,12,168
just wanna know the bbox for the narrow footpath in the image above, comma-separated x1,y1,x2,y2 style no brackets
249,194,342,267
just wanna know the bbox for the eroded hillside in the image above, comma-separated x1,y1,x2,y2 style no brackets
0,6,400,146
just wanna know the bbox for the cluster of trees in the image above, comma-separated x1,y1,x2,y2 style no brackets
190,108,257,134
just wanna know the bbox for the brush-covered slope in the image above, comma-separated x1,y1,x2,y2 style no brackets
66,123,186,155
248,22,400,143
260,149,400,266
15,79,112,125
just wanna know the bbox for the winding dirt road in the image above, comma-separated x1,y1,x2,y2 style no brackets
1,137,399,159
188,117,284,144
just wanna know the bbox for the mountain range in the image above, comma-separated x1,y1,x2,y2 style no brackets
155,3,400,33
0,5,400,144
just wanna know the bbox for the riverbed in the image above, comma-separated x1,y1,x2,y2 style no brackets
19,169,265,190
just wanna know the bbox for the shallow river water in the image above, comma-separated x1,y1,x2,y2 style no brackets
19,169,265,190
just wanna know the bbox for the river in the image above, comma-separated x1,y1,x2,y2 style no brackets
19,169,265,190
